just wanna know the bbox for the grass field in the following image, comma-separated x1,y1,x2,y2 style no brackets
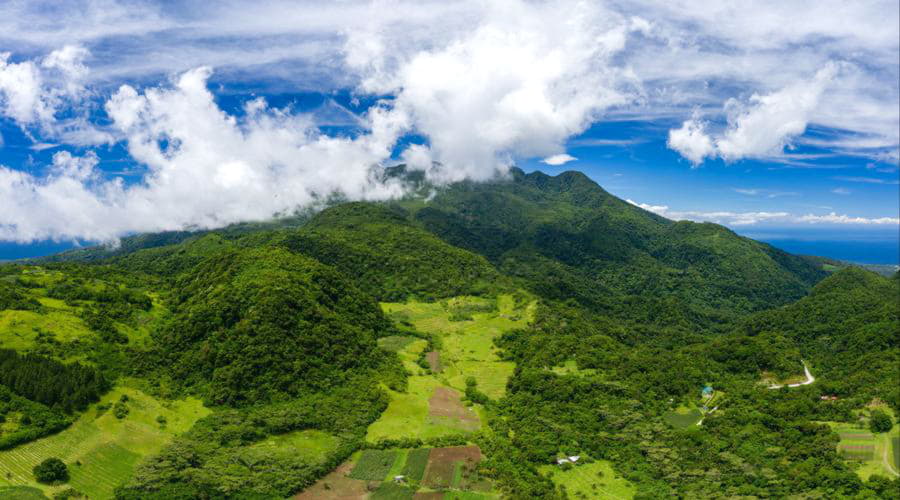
541,461,636,499
663,407,703,429
248,429,340,464
381,294,534,400
366,376,480,442
0,384,209,499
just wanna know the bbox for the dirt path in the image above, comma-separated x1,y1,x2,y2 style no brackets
882,439,899,477
768,361,815,389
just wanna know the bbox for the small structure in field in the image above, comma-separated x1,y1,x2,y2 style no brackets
820,395,839,401
393,475,405,483
702,385,714,398
556,455,581,465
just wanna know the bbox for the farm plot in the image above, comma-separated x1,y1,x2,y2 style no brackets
422,446,482,490
402,448,431,481
294,461,369,500
366,377,481,443
428,387,479,431
827,420,900,479
349,449,402,481
540,460,636,500
0,385,209,499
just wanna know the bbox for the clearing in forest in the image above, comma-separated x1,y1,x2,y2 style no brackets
662,406,702,429
366,376,481,443
540,460,636,500
0,385,209,499
825,404,900,480
297,446,496,499
381,294,534,400
428,387,479,428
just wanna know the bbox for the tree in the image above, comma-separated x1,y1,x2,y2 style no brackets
868,410,892,433
33,457,68,484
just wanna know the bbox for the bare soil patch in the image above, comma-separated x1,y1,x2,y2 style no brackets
428,387,478,422
294,462,369,500
426,350,442,372
423,446,482,489
413,492,445,500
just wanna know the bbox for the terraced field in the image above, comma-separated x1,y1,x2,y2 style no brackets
0,384,209,499
826,411,900,480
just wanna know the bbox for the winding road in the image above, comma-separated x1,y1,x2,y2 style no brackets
768,361,815,389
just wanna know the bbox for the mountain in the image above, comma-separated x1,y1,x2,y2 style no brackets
1,168,896,499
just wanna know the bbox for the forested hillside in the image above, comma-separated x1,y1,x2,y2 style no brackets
0,169,896,499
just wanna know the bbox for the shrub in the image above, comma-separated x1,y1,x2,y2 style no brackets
869,410,893,433
33,457,68,484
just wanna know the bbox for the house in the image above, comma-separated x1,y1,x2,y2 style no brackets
568,456,580,463
556,455,581,465
820,395,839,401
556,458,569,465
393,475,405,483
702,385,714,398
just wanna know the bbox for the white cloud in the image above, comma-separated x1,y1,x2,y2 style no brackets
832,176,899,185
796,213,899,225
0,2,897,241
668,64,842,163
0,68,410,243
831,187,851,195
542,154,577,166
627,199,898,226
347,0,640,181
667,114,715,165
0,53,53,126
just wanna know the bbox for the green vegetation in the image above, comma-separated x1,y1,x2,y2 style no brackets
349,449,400,480
662,407,702,429
141,246,391,406
401,447,431,481
32,458,68,484
541,460,636,500
0,386,208,499
1,167,896,498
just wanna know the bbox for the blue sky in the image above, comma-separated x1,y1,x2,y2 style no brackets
0,1,897,261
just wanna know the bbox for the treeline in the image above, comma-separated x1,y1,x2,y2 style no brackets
48,281,151,311
0,349,108,413
116,379,388,498
0,282,43,312
0,385,72,450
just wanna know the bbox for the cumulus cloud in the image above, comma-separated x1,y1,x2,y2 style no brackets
627,199,898,226
667,112,715,165
347,0,641,181
0,68,409,243
542,154,577,166
668,63,842,163
0,53,54,126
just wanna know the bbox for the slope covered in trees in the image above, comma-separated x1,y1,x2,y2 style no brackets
143,246,392,406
